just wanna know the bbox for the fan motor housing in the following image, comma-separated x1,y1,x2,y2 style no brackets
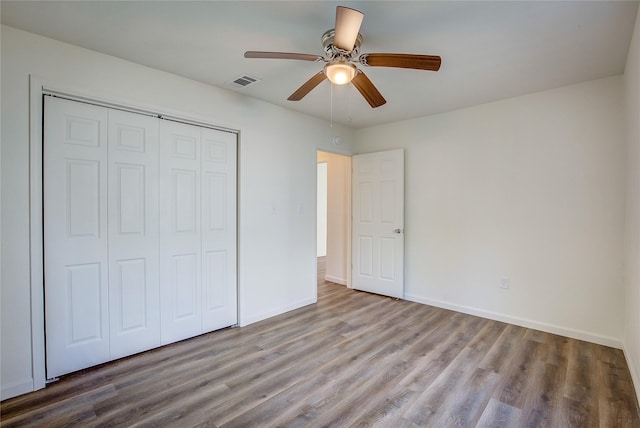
322,29,362,59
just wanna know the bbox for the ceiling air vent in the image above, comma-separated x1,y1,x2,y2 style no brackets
227,75,261,89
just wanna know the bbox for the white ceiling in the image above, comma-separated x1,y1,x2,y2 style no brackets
2,1,638,128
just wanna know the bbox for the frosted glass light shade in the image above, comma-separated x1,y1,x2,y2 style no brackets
324,62,357,85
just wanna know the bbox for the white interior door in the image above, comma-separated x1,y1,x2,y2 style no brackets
352,149,405,298
44,97,110,378
201,128,237,331
107,109,161,359
159,120,203,344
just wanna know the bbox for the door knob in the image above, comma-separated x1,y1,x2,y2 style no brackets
393,228,402,234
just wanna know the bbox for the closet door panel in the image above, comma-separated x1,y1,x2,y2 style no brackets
45,97,238,375
201,129,237,331
108,109,161,359
44,97,110,378
160,120,203,344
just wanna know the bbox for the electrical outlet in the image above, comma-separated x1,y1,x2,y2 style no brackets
500,277,510,290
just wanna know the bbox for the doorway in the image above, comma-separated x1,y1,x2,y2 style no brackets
316,151,352,288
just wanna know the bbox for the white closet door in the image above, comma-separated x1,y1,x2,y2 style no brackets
201,128,237,331
107,109,161,359
45,97,238,375
159,120,203,344
44,97,110,378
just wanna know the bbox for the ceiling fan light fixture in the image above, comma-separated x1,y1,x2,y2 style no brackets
244,6,440,108
324,62,356,85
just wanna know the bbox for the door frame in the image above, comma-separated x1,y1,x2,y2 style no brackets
28,76,241,391
315,149,352,289
317,161,328,258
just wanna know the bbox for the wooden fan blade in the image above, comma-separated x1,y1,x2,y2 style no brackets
244,51,323,62
351,70,386,108
360,53,441,71
334,6,364,51
288,72,328,101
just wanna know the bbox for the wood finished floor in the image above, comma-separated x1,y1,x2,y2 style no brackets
2,258,639,427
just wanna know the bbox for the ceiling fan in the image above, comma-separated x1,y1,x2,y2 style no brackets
244,6,441,108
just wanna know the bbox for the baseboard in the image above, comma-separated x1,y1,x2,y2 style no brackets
324,275,347,285
623,345,640,410
404,293,623,349
240,297,317,327
1,377,34,401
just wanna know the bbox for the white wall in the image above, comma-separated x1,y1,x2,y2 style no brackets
0,25,355,400
623,6,640,406
317,151,351,286
355,76,626,347
317,162,327,257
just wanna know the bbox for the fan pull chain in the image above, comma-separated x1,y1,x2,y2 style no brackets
330,83,334,128
349,85,353,123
